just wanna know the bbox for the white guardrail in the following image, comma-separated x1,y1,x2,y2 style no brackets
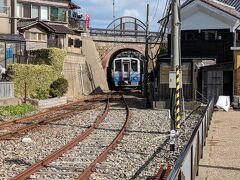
167,98,214,180
0,82,14,99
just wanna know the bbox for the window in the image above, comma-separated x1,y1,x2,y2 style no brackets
68,38,73,47
23,4,31,18
40,6,48,20
32,5,39,18
25,32,46,41
50,7,66,22
202,30,217,41
182,31,198,41
115,60,121,72
0,0,7,14
31,32,37,40
25,32,30,40
38,33,46,41
17,3,22,17
131,60,138,72
74,39,82,48
124,63,129,72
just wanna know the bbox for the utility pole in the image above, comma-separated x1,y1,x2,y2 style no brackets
169,0,181,151
144,4,151,108
113,0,115,28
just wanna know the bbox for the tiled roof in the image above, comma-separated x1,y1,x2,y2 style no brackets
47,24,73,34
217,0,240,11
182,0,240,18
17,19,73,34
0,34,25,42
17,19,38,29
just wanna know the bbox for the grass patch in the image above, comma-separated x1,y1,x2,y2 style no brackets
0,104,36,117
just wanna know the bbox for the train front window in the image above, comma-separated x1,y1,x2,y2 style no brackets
115,60,121,72
124,64,129,72
132,60,138,72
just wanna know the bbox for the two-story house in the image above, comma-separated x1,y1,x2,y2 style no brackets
0,0,25,68
158,0,240,102
16,0,85,53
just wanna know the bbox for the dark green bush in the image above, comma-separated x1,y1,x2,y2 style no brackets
49,78,68,97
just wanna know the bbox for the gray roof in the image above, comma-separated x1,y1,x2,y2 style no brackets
47,24,73,34
182,0,240,19
217,0,240,11
17,19,73,34
0,34,25,42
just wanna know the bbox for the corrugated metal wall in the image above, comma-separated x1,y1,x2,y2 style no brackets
203,70,223,103
0,82,14,99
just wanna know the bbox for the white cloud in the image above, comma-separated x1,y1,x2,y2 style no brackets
123,9,140,19
73,0,169,31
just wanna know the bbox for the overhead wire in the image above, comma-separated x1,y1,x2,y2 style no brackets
150,0,160,24
148,0,171,64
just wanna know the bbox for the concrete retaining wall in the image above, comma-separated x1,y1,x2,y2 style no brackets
63,53,92,99
29,97,67,109
82,38,109,91
0,98,21,106
0,82,14,99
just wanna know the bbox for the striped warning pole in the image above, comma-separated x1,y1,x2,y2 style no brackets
176,65,181,129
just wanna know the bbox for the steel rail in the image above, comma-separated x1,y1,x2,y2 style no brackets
77,95,131,179
0,95,106,129
11,98,110,180
0,103,103,141
166,98,214,180
154,164,172,180
0,100,87,129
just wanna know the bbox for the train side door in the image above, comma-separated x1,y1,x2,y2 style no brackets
122,60,130,82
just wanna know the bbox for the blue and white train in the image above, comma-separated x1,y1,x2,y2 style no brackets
111,57,143,89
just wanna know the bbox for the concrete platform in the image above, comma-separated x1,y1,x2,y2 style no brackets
196,110,240,180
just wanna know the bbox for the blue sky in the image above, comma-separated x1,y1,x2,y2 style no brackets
72,0,169,31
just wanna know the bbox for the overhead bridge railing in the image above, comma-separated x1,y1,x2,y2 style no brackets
89,28,161,39
167,98,214,180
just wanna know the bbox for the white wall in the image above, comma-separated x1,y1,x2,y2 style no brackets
182,11,233,31
168,0,239,32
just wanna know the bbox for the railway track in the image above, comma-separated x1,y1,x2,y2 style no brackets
0,96,106,141
11,95,130,180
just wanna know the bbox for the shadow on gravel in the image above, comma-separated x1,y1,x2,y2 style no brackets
130,137,169,180
5,159,32,166
126,129,170,135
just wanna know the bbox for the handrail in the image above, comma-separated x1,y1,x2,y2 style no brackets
195,90,208,104
167,97,214,180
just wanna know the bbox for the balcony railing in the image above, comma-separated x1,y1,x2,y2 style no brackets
68,17,86,31
0,5,10,15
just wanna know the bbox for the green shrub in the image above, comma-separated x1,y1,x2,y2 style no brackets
0,104,36,117
33,88,49,100
49,78,68,97
8,64,55,98
30,48,66,78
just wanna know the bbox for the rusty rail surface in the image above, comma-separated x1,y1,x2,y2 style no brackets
77,95,131,179
0,95,106,129
0,100,86,129
11,98,110,180
154,164,172,180
0,102,103,141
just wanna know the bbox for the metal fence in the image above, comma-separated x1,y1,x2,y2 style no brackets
0,82,14,99
167,98,214,180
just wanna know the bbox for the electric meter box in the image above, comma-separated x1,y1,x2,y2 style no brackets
169,71,182,89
